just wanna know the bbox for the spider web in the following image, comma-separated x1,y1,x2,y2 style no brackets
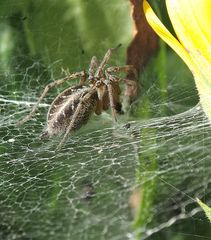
1,68,211,240
0,1,211,240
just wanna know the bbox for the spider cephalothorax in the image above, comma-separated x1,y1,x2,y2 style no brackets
17,45,136,149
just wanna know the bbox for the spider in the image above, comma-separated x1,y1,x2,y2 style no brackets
17,45,136,150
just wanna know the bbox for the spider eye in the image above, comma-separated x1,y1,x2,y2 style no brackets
88,76,94,82
96,80,101,86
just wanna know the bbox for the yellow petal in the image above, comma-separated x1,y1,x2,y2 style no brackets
143,0,196,73
190,50,211,119
143,0,211,121
166,0,211,63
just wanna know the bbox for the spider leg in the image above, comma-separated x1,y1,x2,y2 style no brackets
56,88,97,150
88,56,99,80
95,44,122,77
110,80,123,114
103,78,118,123
105,74,135,84
106,65,138,78
16,71,86,126
106,66,138,101
94,100,103,115
89,56,102,113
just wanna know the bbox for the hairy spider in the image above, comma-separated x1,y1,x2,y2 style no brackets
17,45,136,150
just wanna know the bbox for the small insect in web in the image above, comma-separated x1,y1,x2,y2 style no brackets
17,44,137,150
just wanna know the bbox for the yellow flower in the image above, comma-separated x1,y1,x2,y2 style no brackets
143,0,211,120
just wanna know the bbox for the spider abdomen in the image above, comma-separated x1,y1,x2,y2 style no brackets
44,85,98,138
